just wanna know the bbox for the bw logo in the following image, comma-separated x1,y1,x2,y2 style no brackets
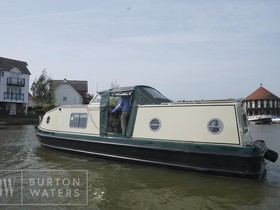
0,178,16,197
0,171,21,205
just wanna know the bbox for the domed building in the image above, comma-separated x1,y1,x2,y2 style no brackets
243,85,280,124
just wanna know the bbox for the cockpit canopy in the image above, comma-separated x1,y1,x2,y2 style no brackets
91,85,171,137
90,85,171,105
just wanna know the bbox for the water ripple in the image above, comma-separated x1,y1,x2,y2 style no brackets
1,125,280,209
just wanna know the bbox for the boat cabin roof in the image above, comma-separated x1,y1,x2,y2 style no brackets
94,85,172,105
98,86,135,95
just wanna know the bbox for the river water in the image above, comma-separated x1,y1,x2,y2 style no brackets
0,124,280,210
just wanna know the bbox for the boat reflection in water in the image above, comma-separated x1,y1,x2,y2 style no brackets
35,85,278,178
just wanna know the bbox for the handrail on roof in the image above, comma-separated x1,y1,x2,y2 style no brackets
174,99,241,104
97,85,154,94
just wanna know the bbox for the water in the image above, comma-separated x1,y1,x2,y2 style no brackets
0,125,280,209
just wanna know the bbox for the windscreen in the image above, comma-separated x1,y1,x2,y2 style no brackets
142,87,171,103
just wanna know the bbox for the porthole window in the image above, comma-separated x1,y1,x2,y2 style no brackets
46,116,50,124
150,118,161,132
207,118,224,135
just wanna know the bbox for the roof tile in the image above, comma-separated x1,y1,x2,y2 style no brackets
0,57,31,75
243,86,280,101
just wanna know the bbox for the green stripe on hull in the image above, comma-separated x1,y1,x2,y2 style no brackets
37,127,265,157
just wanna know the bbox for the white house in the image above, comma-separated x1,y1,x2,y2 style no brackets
0,57,31,115
52,79,88,106
28,92,36,108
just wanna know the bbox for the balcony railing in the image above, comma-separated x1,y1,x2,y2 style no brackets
7,77,25,87
4,92,24,101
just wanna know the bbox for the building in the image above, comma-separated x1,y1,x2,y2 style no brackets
0,57,31,115
52,79,89,106
28,92,36,108
243,85,280,122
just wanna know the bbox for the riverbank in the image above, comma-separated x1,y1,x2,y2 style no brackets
0,115,39,125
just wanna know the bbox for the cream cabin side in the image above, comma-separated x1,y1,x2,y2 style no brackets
39,104,100,135
132,103,244,145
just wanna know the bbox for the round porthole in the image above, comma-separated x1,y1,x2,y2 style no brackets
46,116,50,124
207,118,224,135
150,118,161,132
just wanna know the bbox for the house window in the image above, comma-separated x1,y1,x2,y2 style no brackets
63,97,67,101
266,100,270,108
255,100,258,108
70,113,88,128
260,100,264,108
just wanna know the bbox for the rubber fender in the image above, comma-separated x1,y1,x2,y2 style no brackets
264,149,278,163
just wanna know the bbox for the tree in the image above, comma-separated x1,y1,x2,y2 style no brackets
31,69,55,111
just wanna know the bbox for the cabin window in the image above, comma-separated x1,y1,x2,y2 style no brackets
143,87,168,100
63,97,67,101
91,94,101,104
46,116,50,124
150,118,161,132
241,114,248,133
70,113,88,128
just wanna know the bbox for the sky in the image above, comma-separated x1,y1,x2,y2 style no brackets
1,0,280,101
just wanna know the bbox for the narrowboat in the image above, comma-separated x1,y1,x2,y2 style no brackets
35,85,278,178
